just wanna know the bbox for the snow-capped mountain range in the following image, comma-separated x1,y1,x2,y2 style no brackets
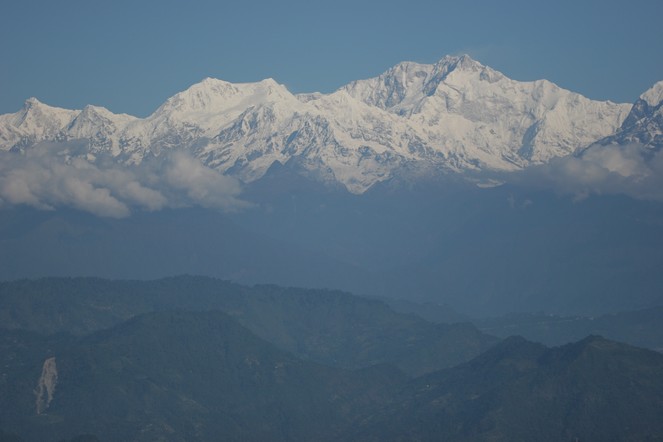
1,55,660,193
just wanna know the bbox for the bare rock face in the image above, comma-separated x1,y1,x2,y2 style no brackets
34,357,58,415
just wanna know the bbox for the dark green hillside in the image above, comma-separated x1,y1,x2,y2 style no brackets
0,329,73,430
3,278,663,441
0,277,497,376
220,284,496,376
2,311,405,442
350,335,663,441
2,303,663,441
0,429,24,442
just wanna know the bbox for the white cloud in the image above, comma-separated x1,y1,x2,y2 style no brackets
162,151,249,211
507,143,663,201
0,142,250,218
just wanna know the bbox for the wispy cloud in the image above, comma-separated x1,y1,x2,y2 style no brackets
0,142,250,217
506,143,663,201
161,151,247,210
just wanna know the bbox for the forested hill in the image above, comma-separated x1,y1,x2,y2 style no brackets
1,277,662,441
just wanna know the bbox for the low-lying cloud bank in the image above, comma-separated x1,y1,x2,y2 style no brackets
2,141,662,218
505,143,663,201
0,142,250,217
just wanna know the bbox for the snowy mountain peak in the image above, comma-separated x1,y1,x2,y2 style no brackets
19,97,70,117
435,54,483,71
640,80,663,108
341,54,506,111
340,61,432,110
0,55,646,193
14,98,45,124
6,97,78,135
199,76,223,84
430,54,496,80
80,104,115,117
68,104,135,130
258,77,278,85
24,97,43,108
425,54,504,93
600,80,663,150
155,78,240,113
153,77,294,117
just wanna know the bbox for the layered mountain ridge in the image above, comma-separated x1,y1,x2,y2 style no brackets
2,54,658,193
2,277,663,441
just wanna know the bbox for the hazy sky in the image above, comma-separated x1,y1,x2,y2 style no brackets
1,0,662,116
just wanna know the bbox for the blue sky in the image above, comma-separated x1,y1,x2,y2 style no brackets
1,0,662,116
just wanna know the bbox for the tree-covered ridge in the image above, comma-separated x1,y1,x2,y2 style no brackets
0,276,497,376
349,335,663,441
1,277,662,441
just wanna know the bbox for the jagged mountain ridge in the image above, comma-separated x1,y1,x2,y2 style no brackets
0,55,636,192
597,80,663,149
